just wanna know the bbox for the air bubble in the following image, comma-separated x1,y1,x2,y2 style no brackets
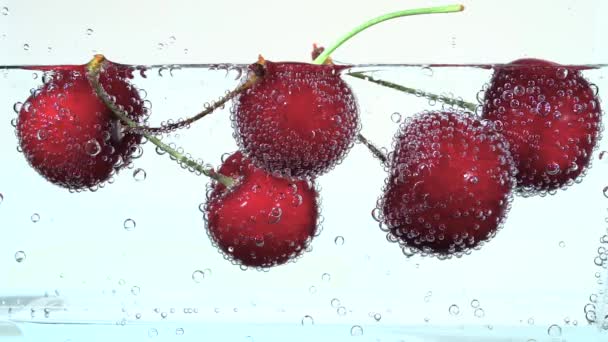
546,162,560,176
133,168,147,181
131,286,140,295
474,308,485,318
603,186,608,198
391,112,402,123
0,193,3,204
334,236,344,246
123,218,136,231
268,207,282,224
31,213,40,223
350,325,363,336
301,315,314,326
1,7,8,15
449,304,460,315
13,102,22,113
470,299,480,308
556,68,568,80
421,66,434,77
321,273,331,282
14,251,26,263
175,328,184,335
23,44,30,51
547,324,562,337
148,328,158,338
373,313,381,321
85,139,101,157
192,270,205,283
337,306,347,316
331,298,340,308
559,241,565,248
86,28,93,36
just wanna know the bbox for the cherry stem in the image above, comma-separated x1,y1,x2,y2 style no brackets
348,71,477,112
85,55,236,188
312,4,464,65
131,76,258,134
356,133,386,164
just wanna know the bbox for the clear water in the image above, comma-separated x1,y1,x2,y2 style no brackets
1,64,608,341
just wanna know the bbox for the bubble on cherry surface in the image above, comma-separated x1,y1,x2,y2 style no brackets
350,325,363,336
133,168,146,181
31,213,40,223
301,315,314,326
84,139,101,157
123,218,136,231
14,251,26,263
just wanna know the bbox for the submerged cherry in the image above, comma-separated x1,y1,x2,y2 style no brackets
233,61,360,179
205,152,319,268
482,58,602,195
378,111,516,257
17,60,144,190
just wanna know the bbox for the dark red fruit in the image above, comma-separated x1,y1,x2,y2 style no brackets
17,62,144,190
482,58,602,194
205,152,319,268
233,61,359,179
378,111,516,257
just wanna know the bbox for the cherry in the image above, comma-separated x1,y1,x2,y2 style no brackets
481,58,602,195
17,61,144,190
378,111,516,257
205,151,319,268
233,61,360,179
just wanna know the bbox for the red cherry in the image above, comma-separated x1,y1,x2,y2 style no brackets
233,61,360,179
16,62,144,190
482,58,602,195
205,152,319,268
378,111,516,257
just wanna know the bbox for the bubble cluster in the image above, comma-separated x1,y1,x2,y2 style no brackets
15,64,145,190
232,61,360,179
204,152,321,268
376,111,516,258
482,59,602,196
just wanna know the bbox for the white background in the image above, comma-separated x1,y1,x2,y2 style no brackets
1,0,608,341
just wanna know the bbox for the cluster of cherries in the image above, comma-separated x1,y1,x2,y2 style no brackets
13,6,603,269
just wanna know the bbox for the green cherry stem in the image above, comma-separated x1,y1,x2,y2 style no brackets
356,133,387,164
85,55,236,188
312,4,464,65
348,71,478,112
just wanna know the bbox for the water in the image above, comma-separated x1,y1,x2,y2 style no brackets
1,63,608,341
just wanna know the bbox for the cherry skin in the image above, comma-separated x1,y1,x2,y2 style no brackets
233,61,360,179
482,58,602,195
17,62,144,190
205,152,319,268
378,111,516,258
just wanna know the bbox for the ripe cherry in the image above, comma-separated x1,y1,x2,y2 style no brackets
16,62,144,190
378,111,516,257
205,151,319,268
482,58,602,195
233,61,360,179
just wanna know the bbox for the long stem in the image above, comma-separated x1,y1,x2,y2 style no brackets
85,55,235,188
313,4,464,65
348,72,477,112
356,133,386,164
132,77,258,134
